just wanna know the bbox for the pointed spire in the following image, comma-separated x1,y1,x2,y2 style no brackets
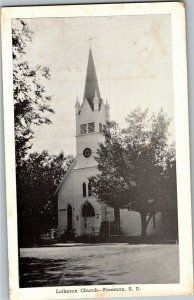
105,98,110,109
93,89,99,111
94,90,98,100
105,98,110,121
75,95,79,105
75,96,81,115
83,49,101,110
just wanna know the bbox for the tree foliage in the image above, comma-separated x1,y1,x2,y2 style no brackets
90,108,177,237
12,20,68,246
13,19,54,165
17,151,74,245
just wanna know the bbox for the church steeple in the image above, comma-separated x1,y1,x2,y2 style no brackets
75,49,110,169
83,49,101,110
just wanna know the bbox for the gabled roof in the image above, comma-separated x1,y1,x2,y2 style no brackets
83,49,102,110
55,159,76,195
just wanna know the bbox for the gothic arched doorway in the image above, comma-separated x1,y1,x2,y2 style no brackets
67,204,72,231
81,202,95,235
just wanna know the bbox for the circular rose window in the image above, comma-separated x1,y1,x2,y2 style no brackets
83,148,92,158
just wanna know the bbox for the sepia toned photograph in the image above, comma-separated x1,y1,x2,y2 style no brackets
1,2,193,300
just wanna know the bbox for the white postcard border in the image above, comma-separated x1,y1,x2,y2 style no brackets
1,2,193,299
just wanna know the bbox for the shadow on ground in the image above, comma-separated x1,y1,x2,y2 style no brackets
19,257,111,287
19,244,179,288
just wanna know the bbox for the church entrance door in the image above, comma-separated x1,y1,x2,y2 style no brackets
67,204,72,231
81,202,95,235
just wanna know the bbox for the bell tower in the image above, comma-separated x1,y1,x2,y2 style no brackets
75,49,110,169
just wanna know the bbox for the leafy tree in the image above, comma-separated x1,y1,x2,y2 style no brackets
17,151,74,246
90,121,131,229
12,19,54,166
159,146,178,239
90,108,177,237
12,20,58,245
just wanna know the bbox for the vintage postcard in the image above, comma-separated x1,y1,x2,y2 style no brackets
1,2,193,300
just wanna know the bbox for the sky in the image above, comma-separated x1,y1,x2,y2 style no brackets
12,15,174,156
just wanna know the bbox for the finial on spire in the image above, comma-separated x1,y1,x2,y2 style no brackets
105,98,110,121
76,95,79,103
94,89,98,100
75,96,81,114
87,38,93,49
93,89,99,111
105,98,110,108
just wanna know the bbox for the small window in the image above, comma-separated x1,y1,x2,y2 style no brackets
83,148,92,158
83,183,86,197
80,124,87,135
88,182,92,197
88,122,95,133
103,124,106,132
99,123,103,133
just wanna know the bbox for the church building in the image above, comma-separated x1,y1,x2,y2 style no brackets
57,49,162,237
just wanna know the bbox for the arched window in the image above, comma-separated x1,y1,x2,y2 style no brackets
88,182,92,197
82,202,95,217
67,204,72,231
83,182,86,197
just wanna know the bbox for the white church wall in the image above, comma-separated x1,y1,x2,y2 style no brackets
120,209,163,236
78,98,107,126
58,209,66,233
72,166,102,236
100,203,115,223
120,209,141,236
58,170,75,209
75,98,107,170
104,206,115,223
76,133,104,169
58,169,75,233
73,167,98,201
79,98,96,123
